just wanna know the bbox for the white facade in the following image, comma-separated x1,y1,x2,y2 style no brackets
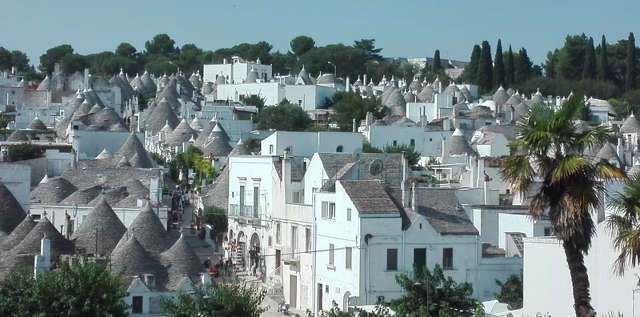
216,82,283,106
405,93,454,123
366,125,453,158
284,85,336,110
203,57,272,85
260,131,363,157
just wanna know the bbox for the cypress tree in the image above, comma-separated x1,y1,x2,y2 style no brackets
433,49,442,74
493,39,505,87
476,41,493,92
583,37,596,79
515,47,532,83
465,45,481,83
599,35,609,81
626,32,637,91
505,45,515,85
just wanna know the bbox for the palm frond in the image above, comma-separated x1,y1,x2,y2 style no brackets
551,157,589,183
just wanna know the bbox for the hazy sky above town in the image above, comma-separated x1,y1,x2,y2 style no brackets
2,0,637,67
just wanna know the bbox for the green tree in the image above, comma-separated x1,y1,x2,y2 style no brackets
0,261,128,317
391,265,480,317
557,34,589,80
362,142,383,153
39,44,74,73
506,45,515,85
583,37,596,79
515,47,533,83
0,47,11,70
10,50,29,72
177,43,203,74
290,35,315,56
257,102,312,131
500,94,625,317
354,39,383,61
115,42,137,59
162,282,266,317
61,53,88,75
383,144,420,166
330,92,384,131
170,146,216,185
145,33,178,58
544,49,559,79
626,32,637,91
241,94,266,110
202,206,228,248
432,49,442,74
599,35,610,81
493,39,505,87
463,44,481,84
494,275,523,309
476,41,493,92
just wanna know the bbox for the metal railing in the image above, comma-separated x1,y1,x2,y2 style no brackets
229,204,260,218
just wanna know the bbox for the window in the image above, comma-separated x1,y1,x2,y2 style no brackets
269,236,272,247
429,138,432,142
410,139,415,148
239,186,245,209
544,227,553,236
253,186,259,217
132,296,143,314
269,144,273,154
321,202,335,219
276,222,281,244
443,248,453,270
336,145,343,152
414,248,426,269
329,244,335,265
305,228,311,252
393,140,398,146
346,208,352,221
291,226,298,252
386,249,398,271
345,247,352,270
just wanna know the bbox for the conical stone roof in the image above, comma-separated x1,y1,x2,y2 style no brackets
201,123,232,157
596,142,621,166
621,114,640,134
140,70,157,94
110,235,167,288
0,215,36,252
166,118,197,147
95,148,113,160
30,176,77,204
0,183,26,234
116,156,131,168
160,234,204,290
60,186,102,206
446,129,473,156
146,98,179,135
417,85,435,102
72,197,126,255
26,117,47,131
116,133,154,168
114,203,170,253
7,130,30,142
11,217,73,256
493,86,509,106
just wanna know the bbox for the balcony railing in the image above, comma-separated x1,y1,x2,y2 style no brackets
229,204,260,218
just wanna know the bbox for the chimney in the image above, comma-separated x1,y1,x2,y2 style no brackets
401,152,408,207
150,177,160,203
346,76,350,92
34,235,52,278
352,118,357,133
282,150,292,203
411,181,416,210
617,137,624,166
363,74,367,87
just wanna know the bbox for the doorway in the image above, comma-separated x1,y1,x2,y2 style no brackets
317,283,323,311
290,275,297,308
275,249,281,270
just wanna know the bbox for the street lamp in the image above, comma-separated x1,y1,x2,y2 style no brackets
328,61,337,77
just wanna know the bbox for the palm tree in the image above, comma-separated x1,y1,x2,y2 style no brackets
501,94,625,317
607,174,640,275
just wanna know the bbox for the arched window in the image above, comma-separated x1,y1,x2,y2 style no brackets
336,145,343,152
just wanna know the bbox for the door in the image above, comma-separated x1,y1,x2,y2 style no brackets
317,283,323,311
275,249,281,270
414,248,426,269
290,275,297,308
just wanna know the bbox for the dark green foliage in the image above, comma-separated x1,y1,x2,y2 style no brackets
515,47,533,83
145,33,179,58
583,37,596,79
362,142,383,153
240,94,266,110
0,48,11,71
515,77,620,100
39,44,74,73
476,41,493,92
493,39,505,87
494,275,523,309
622,89,640,106
115,42,137,59
599,35,610,81
557,34,589,80
432,50,442,74
391,265,479,317
9,50,30,72
462,45,481,83
162,282,266,317
8,143,44,161
60,53,88,75
203,206,228,243
544,49,558,78
383,144,420,166
290,35,315,56
169,146,216,185
257,103,312,131
176,44,204,74
329,92,385,131
0,261,128,317
626,32,637,91
506,45,515,85
354,39,383,61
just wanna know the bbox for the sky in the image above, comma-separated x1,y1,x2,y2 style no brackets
1,0,638,67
